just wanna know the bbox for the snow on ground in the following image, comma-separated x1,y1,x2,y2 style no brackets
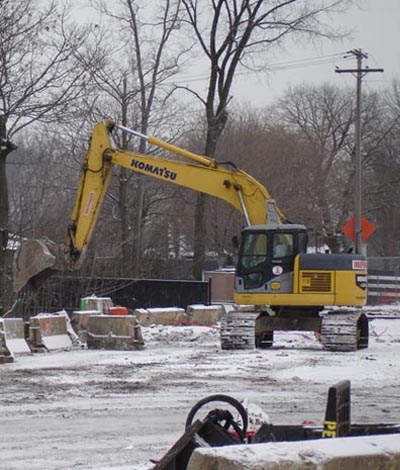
0,310,400,470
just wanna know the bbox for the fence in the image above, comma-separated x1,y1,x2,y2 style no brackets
367,257,400,305
41,259,399,311
20,276,209,316
5,257,400,317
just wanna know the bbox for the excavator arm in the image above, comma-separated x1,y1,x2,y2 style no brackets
13,120,283,292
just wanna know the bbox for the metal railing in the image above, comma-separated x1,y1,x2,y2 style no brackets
367,257,400,305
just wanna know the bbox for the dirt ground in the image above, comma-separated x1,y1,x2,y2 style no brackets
1,317,400,470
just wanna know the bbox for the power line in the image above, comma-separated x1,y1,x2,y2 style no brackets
171,52,350,84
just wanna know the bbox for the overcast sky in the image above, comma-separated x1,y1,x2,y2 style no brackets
240,0,400,104
77,1,400,107
176,0,400,106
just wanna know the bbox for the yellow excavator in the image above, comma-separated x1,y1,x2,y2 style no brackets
13,120,369,351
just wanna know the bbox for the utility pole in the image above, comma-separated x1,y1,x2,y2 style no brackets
336,49,383,255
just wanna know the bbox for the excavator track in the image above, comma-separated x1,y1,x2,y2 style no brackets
320,311,369,352
220,311,256,350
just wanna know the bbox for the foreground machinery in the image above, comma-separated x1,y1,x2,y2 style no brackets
13,120,369,351
153,381,400,469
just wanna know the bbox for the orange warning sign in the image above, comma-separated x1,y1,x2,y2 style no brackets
342,216,376,242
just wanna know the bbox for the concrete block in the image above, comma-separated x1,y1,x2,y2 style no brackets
87,315,144,350
186,304,225,325
0,318,31,355
187,433,400,470
0,354,14,364
29,314,73,351
0,327,14,363
71,310,101,343
134,307,188,326
58,309,81,346
233,304,259,312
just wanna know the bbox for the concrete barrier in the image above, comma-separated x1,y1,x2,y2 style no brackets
0,324,14,363
0,318,31,356
71,310,101,344
134,307,188,326
86,315,144,350
29,314,73,351
187,433,400,470
186,304,225,325
232,304,259,312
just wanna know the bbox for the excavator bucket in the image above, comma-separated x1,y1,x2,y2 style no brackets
13,238,67,293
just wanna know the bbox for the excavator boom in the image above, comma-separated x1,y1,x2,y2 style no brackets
13,120,282,292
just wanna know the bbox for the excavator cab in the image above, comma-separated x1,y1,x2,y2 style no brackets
236,224,308,294
228,224,369,352
235,222,367,310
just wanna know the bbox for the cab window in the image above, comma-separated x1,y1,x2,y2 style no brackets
298,231,308,253
273,233,294,259
239,233,268,269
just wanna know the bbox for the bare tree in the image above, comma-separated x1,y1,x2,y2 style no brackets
276,82,400,254
364,82,400,256
0,0,97,308
277,83,355,251
179,104,327,263
221,108,317,222
181,0,355,278
184,85,400,259
203,106,316,253
8,130,81,240
87,0,188,277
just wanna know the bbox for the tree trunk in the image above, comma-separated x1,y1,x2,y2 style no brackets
132,113,148,279
119,168,132,276
0,151,9,310
0,117,16,311
118,84,132,277
192,123,221,279
192,192,207,279
132,174,144,278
